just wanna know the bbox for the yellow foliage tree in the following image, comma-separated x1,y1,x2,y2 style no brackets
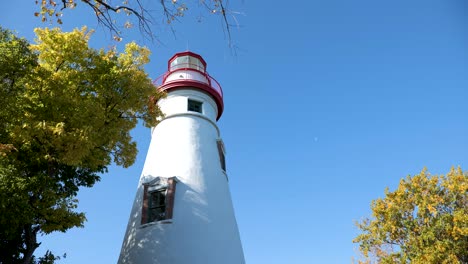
0,26,164,263
354,168,468,264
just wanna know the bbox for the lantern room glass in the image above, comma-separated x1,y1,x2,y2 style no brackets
170,55,205,72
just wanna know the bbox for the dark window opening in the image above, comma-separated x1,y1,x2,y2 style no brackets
217,140,226,172
141,177,177,225
148,189,167,222
188,99,203,113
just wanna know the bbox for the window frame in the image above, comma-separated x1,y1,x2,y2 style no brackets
217,139,226,172
169,55,205,72
187,99,203,114
147,188,167,222
170,55,189,70
141,177,177,225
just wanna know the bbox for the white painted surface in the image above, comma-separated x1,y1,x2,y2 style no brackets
118,88,245,264
165,70,209,84
158,89,218,122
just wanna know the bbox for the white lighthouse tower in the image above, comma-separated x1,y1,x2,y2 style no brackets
118,51,245,264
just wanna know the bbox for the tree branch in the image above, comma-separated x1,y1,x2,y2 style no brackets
42,0,237,44
80,0,153,40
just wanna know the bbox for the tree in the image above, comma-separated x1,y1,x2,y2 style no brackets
35,0,237,42
353,167,468,264
0,26,164,263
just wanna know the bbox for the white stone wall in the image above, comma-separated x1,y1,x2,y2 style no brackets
158,89,218,123
118,89,245,264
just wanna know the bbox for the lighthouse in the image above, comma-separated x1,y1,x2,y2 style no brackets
118,51,245,264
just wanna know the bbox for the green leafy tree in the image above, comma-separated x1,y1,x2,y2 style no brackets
353,167,468,264
0,26,164,264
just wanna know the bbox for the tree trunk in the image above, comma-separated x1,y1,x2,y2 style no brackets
21,224,38,264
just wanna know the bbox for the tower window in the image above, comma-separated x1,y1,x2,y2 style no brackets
217,139,226,172
141,177,177,225
148,189,167,222
170,55,205,72
188,99,203,113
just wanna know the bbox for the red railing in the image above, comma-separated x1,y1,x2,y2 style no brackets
153,70,223,98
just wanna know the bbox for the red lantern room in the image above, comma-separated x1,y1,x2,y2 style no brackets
154,51,224,120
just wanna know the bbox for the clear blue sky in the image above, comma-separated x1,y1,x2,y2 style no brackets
2,1,468,263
